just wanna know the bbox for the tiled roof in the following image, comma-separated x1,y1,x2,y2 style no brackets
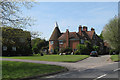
58,32,80,40
58,31,95,41
86,31,95,39
49,27,61,41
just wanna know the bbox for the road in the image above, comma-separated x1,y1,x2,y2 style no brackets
45,62,119,80
1,55,119,80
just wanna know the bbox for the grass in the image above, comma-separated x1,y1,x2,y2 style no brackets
2,61,65,79
2,55,89,62
110,55,120,62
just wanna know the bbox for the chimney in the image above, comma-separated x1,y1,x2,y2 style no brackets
66,29,69,47
83,26,87,31
91,28,95,31
78,25,82,36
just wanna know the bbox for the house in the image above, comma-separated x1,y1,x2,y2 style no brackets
49,22,104,54
1,27,32,56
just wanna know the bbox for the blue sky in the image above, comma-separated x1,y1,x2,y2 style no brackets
23,2,118,40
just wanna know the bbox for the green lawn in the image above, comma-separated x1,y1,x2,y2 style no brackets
110,55,120,62
2,55,89,62
2,61,65,79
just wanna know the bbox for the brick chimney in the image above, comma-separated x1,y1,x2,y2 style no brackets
83,26,87,31
66,29,69,47
91,28,95,31
78,25,82,36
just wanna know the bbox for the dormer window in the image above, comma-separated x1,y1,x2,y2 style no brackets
59,40,63,44
50,41,54,45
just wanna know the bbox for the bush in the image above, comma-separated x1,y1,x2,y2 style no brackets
76,44,90,55
74,50,80,55
109,49,119,55
53,47,59,54
60,47,72,54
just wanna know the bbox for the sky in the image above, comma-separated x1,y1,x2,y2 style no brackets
22,2,118,40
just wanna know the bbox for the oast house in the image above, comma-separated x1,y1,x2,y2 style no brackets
49,22,104,54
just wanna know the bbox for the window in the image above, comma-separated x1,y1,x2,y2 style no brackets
12,47,16,51
3,46,7,51
81,39,84,44
50,49,53,52
50,41,54,45
59,41,63,44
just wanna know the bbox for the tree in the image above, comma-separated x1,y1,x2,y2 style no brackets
0,0,35,28
1,27,32,56
31,38,48,54
99,32,103,39
30,31,42,39
102,16,120,52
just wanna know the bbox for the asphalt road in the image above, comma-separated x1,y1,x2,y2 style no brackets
45,62,119,79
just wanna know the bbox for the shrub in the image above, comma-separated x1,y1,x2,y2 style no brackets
74,50,80,55
76,44,90,55
60,47,72,54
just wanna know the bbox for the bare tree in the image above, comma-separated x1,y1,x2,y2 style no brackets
0,0,35,28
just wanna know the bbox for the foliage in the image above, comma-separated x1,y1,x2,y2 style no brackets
2,61,65,79
1,27,32,56
60,47,72,54
0,0,35,28
110,55,120,62
3,55,89,62
93,46,99,51
102,16,120,52
53,47,59,54
31,38,48,54
30,31,42,39
76,44,90,55
99,33,103,39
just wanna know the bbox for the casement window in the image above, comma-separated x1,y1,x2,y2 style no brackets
12,47,16,51
3,46,7,51
50,49,53,52
59,41,63,44
81,39,84,44
50,41,54,45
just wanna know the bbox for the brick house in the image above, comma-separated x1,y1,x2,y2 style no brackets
49,22,104,54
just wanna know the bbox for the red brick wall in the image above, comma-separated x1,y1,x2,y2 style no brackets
49,40,59,53
70,40,80,50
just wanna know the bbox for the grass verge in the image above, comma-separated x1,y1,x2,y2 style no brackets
2,61,66,79
3,55,89,62
110,55,120,62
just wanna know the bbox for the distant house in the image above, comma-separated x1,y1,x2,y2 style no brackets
49,22,104,54
1,27,32,56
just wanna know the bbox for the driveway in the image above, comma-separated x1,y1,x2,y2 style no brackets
2,55,114,71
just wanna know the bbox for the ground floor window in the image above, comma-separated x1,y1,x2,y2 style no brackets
12,47,16,51
3,46,7,51
50,49,53,52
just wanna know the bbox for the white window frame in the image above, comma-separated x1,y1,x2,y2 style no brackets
3,46,7,51
12,47,16,51
50,41,54,45
59,41,63,44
